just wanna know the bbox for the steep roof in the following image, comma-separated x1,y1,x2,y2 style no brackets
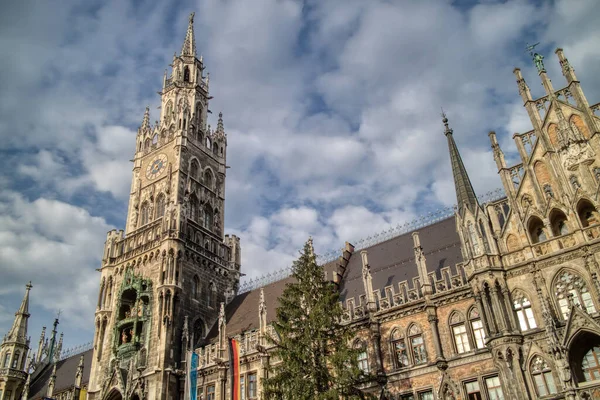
205,215,462,343
29,349,93,400
339,216,462,302
206,277,294,340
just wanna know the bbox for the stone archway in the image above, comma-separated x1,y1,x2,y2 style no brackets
569,330,600,385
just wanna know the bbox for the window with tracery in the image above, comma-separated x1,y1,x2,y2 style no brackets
531,356,557,396
469,308,486,349
140,202,150,226
11,351,19,369
554,270,596,319
408,324,427,365
156,194,165,218
3,352,10,368
390,329,409,368
467,222,480,255
513,292,537,331
190,160,199,180
450,312,471,354
582,346,600,382
356,342,369,373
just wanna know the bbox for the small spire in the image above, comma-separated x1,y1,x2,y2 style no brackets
141,106,150,131
441,112,479,214
215,112,225,136
181,12,197,57
4,282,32,344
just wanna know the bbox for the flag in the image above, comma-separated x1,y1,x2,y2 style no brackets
229,338,241,400
189,351,198,400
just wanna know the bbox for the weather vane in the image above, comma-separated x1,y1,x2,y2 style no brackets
525,42,545,73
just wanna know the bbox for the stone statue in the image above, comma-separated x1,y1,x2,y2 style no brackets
533,52,545,72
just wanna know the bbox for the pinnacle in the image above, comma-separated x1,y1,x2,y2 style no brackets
181,12,197,57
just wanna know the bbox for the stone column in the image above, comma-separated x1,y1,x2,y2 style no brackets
490,286,508,334
501,286,518,333
481,293,497,335
427,309,445,363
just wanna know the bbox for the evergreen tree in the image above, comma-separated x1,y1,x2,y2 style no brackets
263,238,374,400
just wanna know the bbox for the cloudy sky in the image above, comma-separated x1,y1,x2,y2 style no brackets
1,0,599,349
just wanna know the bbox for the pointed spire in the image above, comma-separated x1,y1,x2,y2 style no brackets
141,106,150,131
4,282,32,344
47,317,59,363
36,327,46,364
75,354,84,388
442,112,479,214
181,12,197,57
55,332,63,362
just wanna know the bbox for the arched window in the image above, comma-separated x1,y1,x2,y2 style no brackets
193,275,200,300
528,217,546,244
547,123,559,147
450,311,471,354
165,101,173,123
513,292,537,331
554,270,596,319
140,202,150,226
183,66,190,82
549,209,569,236
390,329,408,369
3,351,11,368
189,196,198,222
531,356,557,396
193,318,204,349
12,351,20,369
478,220,490,253
206,137,211,149
469,307,486,349
213,142,218,155
506,234,520,252
577,199,599,228
467,222,480,256
144,139,151,153
152,134,158,145
155,194,165,218
204,204,213,229
355,341,369,373
190,160,199,180
408,324,427,365
582,346,600,382
204,169,213,189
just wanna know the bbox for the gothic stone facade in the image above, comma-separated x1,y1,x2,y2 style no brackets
87,14,241,400
189,48,600,400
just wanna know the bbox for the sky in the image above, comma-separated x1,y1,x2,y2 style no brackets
1,0,599,350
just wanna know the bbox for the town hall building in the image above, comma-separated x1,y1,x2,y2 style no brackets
2,11,600,400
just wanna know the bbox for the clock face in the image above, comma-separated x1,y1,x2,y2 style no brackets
146,154,168,180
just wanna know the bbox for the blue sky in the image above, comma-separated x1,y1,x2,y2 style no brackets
1,0,599,350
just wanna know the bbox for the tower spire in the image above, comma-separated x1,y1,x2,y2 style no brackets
4,282,32,344
181,12,197,57
141,106,150,131
442,112,479,214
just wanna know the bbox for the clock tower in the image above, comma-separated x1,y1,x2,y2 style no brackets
87,13,241,400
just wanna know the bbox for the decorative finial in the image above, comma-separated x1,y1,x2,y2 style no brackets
526,42,545,73
141,106,150,130
189,12,195,23
26,281,32,290
441,108,452,135
216,112,224,136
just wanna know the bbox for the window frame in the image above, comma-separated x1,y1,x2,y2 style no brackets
468,307,486,350
582,345,600,382
408,324,427,365
554,270,597,320
530,355,557,397
463,379,482,400
390,329,409,369
247,371,257,399
512,291,537,332
205,383,216,400
484,375,504,400
449,312,472,355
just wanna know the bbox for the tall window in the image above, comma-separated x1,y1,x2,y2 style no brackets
577,200,599,228
408,324,427,365
554,270,596,319
485,376,504,400
140,202,150,226
193,275,200,300
11,351,19,369
3,352,10,368
190,160,199,180
240,375,246,400
189,197,198,222
204,205,213,229
450,312,471,354
582,346,600,382
513,292,537,331
205,384,215,400
469,308,486,349
204,169,213,189
247,372,257,399
390,329,409,368
467,222,480,256
530,356,557,396
528,217,547,244
155,194,165,218
465,381,482,400
356,342,369,373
